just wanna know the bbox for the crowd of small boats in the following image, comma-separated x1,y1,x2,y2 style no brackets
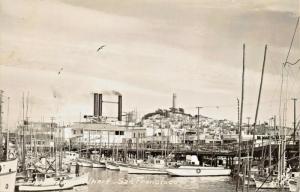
0,153,89,192
1,150,300,191
68,152,232,177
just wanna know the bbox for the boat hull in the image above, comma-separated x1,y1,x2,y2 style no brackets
106,163,120,171
0,171,17,192
123,166,167,175
92,163,106,168
0,158,18,173
166,167,231,177
255,179,289,189
66,173,89,186
18,183,74,192
79,162,92,167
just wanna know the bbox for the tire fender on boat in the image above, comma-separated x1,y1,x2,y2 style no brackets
59,179,64,187
196,169,201,174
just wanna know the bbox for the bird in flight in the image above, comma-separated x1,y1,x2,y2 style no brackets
97,45,106,52
58,67,63,75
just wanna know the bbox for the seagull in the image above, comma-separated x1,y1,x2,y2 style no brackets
97,45,105,52
58,67,63,75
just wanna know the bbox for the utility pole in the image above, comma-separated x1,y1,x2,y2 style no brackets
237,98,240,133
196,107,203,146
291,98,297,143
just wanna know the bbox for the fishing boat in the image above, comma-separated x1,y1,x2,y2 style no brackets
0,158,18,173
18,172,88,191
79,161,93,167
18,178,74,192
60,173,89,186
118,158,168,174
0,92,18,192
0,171,17,192
78,159,93,167
105,162,120,171
166,166,231,177
92,162,106,168
124,166,167,175
254,177,289,189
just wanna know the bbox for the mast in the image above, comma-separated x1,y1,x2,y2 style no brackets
59,124,63,170
236,43,245,192
248,45,268,189
268,128,271,171
22,92,26,171
6,97,10,160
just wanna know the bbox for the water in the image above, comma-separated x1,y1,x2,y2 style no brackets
66,167,276,192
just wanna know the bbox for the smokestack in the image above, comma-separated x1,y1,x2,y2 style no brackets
118,95,122,121
93,93,99,116
98,94,103,116
172,93,176,109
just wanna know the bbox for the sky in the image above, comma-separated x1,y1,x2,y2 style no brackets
0,0,299,129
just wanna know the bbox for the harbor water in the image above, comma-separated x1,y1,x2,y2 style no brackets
68,167,275,192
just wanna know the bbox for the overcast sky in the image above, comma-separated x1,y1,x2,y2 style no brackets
0,0,299,128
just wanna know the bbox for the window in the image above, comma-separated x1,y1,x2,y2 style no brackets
133,133,136,138
81,130,83,134
115,131,120,135
120,131,124,135
73,130,76,134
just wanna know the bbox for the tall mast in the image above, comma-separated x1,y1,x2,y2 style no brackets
248,45,268,190
22,92,26,171
236,44,245,192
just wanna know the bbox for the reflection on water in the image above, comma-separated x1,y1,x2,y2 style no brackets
67,167,275,192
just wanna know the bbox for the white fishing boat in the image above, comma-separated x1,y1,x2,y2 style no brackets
125,166,167,175
0,158,18,173
77,159,92,167
0,171,17,192
18,172,88,191
18,181,74,191
166,166,231,177
79,161,92,167
254,177,289,189
61,173,89,186
106,162,120,171
92,162,106,168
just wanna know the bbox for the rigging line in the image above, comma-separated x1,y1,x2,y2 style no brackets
279,17,299,129
284,59,300,66
283,17,299,67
